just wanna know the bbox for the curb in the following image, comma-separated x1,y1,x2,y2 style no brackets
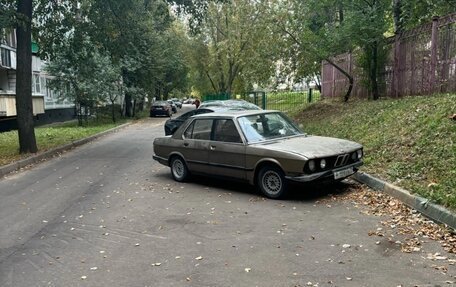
0,122,132,178
352,171,456,230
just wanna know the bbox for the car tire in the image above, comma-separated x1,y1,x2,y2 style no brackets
257,165,287,199
170,156,189,182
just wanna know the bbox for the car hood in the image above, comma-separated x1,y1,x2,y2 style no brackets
252,135,362,159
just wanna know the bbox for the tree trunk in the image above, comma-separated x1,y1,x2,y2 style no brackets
111,100,116,123
15,0,37,153
314,74,322,93
392,0,403,34
124,93,132,117
371,41,379,100
325,58,354,102
77,103,83,126
138,96,145,112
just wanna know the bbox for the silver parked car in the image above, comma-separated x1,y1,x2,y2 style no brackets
153,110,363,199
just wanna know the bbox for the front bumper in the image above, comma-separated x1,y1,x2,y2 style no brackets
285,161,363,182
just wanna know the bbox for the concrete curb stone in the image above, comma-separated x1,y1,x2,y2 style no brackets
0,122,131,178
352,171,456,230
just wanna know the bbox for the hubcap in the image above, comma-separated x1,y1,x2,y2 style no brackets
172,160,184,179
262,170,282,195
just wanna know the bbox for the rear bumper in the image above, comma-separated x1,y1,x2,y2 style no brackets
153,155,169,166
285,161,363,182
150,110,170,116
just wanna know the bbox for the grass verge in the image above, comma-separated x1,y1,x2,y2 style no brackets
0,118,128,167
295,93,456,209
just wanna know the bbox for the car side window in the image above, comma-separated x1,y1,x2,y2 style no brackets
213,119,242,143
186,119,213,140
183,121,195,139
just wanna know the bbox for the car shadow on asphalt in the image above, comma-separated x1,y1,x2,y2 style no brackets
154,171,356,202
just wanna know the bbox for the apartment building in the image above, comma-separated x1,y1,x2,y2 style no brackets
0,29,75,131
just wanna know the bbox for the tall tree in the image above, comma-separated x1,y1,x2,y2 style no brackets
15,0,37,153
269,0,356,101
188,0,274,96
86,0,174,115
345,0,389,100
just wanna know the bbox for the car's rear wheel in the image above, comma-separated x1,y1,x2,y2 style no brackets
257,165,287,199
170,156,189,182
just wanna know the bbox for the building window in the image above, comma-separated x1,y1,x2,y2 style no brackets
1,29,16,48
1,48,11,67
43,78,51,98
32,74,41,94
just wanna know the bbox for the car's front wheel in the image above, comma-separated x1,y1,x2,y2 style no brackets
170,156,189,182
257,165,287,199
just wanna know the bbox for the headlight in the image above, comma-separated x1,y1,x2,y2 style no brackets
320,159,326,169
308,160,316,172
351,152,357,160
357,149,363,159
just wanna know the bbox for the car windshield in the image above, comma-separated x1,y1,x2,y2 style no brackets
237,112,303,143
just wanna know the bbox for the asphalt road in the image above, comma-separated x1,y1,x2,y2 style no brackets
0,104,454,287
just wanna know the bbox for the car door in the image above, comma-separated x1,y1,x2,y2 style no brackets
180,119,212,173
208,119,246,180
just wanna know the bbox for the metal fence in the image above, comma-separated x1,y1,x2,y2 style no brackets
241,90,321,115
322,13,456,98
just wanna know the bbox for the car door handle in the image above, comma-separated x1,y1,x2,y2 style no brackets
210,145,216,150
183,142,189,147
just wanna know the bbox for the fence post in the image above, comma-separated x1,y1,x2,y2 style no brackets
261,92,266,109
308,88,312,103
393,34,401,97
430,16,439,93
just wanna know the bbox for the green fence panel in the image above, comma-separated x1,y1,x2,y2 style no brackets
265,90,321,115
202,93,231,101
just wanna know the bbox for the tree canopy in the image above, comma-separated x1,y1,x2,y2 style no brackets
1,0,455,151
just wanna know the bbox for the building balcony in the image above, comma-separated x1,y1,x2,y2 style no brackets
0,92,45,117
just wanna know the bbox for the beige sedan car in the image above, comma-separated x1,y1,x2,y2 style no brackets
153,110,363,199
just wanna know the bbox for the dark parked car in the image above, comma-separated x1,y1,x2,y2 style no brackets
164,108,214,135
171,98,183,109
164,100,261,135
150,101,172,117
167,100,178,113
153,110,363,199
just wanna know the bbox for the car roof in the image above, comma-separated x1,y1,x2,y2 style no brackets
192,109,278,119
199,99,261,110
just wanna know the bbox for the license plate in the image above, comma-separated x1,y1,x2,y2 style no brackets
334,167,354,179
